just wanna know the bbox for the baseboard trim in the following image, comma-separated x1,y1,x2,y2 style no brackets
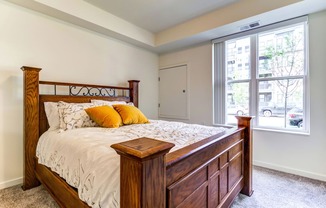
254,160,326,182
0,177,23,190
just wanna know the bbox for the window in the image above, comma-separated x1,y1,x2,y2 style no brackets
213,17,309,133
245,45,250,53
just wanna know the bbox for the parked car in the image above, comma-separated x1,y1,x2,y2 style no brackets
287,107,303,128
227,104,248,116
259,102,296,117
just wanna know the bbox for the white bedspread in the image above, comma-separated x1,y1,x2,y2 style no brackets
36,120,226,207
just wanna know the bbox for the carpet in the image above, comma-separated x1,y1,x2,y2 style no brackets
0,166,325,208
0,183,57,208
231,166,326,208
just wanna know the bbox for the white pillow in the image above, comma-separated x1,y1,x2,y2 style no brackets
91,100,127,106
127,102,134,106
44,102,60,130
58,101,97,130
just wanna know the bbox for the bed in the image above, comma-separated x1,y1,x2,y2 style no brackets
21,66,253,208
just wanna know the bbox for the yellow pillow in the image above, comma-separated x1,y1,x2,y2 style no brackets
113,105,149,125
85,105,122,128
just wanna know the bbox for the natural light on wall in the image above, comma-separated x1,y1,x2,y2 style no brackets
213,16,309,133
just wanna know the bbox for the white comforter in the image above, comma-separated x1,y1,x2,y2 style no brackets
36,120,226,207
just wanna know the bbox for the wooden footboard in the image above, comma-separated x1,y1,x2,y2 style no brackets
112,116,253,208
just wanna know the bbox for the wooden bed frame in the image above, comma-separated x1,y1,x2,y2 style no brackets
22,66,253,208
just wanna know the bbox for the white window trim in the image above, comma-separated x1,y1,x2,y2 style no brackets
212,16,310,134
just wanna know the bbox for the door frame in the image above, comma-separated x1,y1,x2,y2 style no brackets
159,63,190,120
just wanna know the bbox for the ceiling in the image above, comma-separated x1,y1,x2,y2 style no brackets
5,0,326,53
84,0,240,33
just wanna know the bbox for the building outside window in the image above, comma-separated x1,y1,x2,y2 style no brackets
213,17,309,133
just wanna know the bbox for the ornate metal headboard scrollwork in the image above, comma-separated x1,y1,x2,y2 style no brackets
39,81,126,97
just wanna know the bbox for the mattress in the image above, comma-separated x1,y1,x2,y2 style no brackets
36,120,226,207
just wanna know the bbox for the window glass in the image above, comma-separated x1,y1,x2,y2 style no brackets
213,19,308,132
226,37,250,80
226,82,249,123
258,25,304,78
258,79,303,129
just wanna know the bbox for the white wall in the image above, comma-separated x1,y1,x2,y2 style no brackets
0,1,158,189
159,10,326,181
253,10,326,181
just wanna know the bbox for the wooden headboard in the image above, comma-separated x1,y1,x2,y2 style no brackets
21,66,140,190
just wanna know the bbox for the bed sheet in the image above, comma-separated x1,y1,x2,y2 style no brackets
36,120,226,207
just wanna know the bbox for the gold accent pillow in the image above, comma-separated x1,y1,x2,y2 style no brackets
113,105,149,125
85,105,122,128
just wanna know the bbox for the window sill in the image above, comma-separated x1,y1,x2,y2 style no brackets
253,127,310,136
219,122,310,136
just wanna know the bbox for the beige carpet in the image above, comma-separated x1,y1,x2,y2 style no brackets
0,166,325,208
232,166,326,208
0,184,58,208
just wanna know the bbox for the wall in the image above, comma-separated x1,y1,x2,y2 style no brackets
253,10,326,181
0,1,158,189
159,10,326,181
159,43,213,125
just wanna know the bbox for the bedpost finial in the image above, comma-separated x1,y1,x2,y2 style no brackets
21,66,42,72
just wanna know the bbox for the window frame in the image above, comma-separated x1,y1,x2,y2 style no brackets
212,16,310,133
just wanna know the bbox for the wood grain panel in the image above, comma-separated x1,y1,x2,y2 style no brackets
219,166,229,202
166,131,242,186
208,157,219,177
144,156,166,208
36,163,89,208
220,152,228,169
208,173,219,208
168,167,207,207
21,66,41,190
111,137,174,208
166,136,248,208
220,178,244,208
236,116,254,196
128,80,140,107
229,154,242,190
229,142,242,160
175,183,208,208
120,156,142,208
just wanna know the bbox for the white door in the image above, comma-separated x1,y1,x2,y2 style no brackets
159,65,188,120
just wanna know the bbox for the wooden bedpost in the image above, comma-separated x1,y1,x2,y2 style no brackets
128,80,140,107
111,137,175,208
21,66,42,190
236,116,254,196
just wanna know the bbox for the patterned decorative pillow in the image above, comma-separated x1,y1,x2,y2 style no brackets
58,102,97,130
